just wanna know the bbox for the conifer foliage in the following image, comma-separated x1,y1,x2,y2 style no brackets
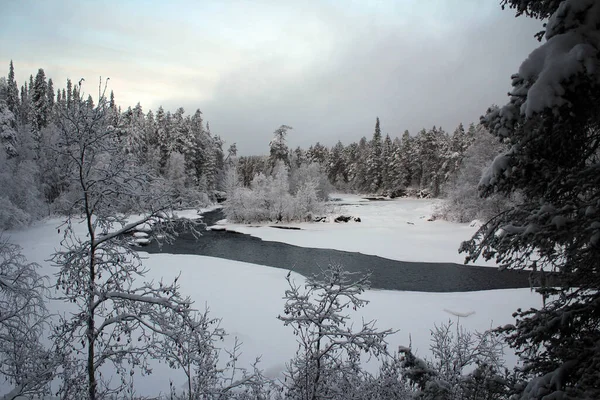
0,63,227,230
461,0,600,397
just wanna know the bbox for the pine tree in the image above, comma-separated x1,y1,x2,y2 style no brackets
47,78,55,113
366,117,383,192
306,142,329,166
387,137,405,193
293,146,305,168
327,141,347,186
66,79,73,108
0,101,18,157
20,83,30,124
352,137,369,191
6,61,20,116
60,88,66,109
417,126,448,197
268,124,292,169
381,134,393,191
155,106,170,176
187,109,206,187
31,68,49,131
227,143,237,159
399,130,413,187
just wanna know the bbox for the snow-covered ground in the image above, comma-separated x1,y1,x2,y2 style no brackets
2,197,541,397
214,194,495,266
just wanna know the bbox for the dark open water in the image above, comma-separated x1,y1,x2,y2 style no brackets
141,209,533,292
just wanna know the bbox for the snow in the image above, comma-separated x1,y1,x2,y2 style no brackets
216,194,497,267
173,205,222,220
1,198,542,396
501,0,600,119
134,238,151,246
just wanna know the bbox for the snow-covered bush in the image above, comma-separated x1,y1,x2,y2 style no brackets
224,162,325,223
0,153,45,229
399,319,510,400
437,129,516,223
278,264,395,400
289,162,332,201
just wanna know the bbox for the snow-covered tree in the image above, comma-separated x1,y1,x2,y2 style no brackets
461,1,600,397
155,106,171,176
5,62,20,117
366,118,383,192
381,134,394,191
269,124,292,169
225,161,325,223
399,319,509,400
47,78,55,116
31,68,49,133
48,80,207,399
417,126,449,197
0,238,56,399
306,142,329,166
0,101,18,158
278,265,394,400
327,141,347,187
438,126,514,223
226,143,237,161
349,137,369,191
290,162,331,202
387,137,406,193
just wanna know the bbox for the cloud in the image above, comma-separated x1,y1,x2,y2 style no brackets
0,0,543,154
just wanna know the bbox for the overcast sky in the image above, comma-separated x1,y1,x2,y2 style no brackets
1,0,543,155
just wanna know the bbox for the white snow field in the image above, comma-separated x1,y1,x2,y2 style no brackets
3,197,541,397
215,194,497,266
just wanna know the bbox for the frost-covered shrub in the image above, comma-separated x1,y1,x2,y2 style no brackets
224,162,325,223
399,319,510,400
289,162,332,201
278,264,395,400
0,154,45,229
437,130,515,223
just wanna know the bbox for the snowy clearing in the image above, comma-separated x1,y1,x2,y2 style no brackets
214,194,496,267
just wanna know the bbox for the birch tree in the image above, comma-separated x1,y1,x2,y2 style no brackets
0,238,55,400
48,79,205,399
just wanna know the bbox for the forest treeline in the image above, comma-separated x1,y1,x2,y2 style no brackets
0,62,508,229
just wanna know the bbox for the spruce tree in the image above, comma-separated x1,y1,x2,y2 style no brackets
399,130,413,187
47,78,55,112
20,83,30,124
66,79,73,108
31,68,49,131
381,134,393,191
366,117,383,192
327,141,347,186
461,1,600,397
6,61,20,116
